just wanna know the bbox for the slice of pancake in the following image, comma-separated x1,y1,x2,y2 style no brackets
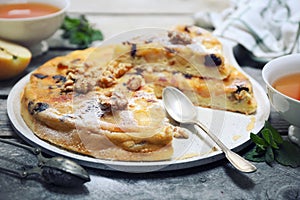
112,25,231,80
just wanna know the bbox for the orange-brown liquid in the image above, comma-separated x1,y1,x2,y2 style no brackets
273,73,300,101
0,3,60,18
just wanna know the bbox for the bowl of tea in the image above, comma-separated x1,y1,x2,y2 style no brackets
0,0,69,56
262,53,300,146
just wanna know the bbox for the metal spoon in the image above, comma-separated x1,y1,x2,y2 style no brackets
162,86,257,173
0,138,90,187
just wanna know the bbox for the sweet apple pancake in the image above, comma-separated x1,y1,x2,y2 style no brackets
21,25,257,161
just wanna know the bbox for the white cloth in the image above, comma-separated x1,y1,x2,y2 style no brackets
194,0,300,61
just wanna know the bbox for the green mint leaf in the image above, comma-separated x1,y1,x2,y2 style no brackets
244,146,266,162
247,121,299,167
80,15,88,23
60,15,103,47
275,140,300,167
262,129,279,149
261,129,272,145
265,146,274,165
70,31,90,47
264,121,283,144
91,30,103,41
62,16,81,31
250,133,267,149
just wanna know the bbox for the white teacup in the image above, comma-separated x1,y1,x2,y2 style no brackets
262,54,300,146
0,0,70,56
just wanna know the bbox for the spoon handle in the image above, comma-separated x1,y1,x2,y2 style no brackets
0,138,40,155
193,120,257,173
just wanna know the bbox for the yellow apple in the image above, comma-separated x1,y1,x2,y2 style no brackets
0,39,32,80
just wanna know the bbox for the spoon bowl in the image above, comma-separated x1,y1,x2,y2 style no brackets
41,157,90,187
162,87,198,123
162,86,257,173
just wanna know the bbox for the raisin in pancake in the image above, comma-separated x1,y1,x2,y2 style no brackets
21,25,257,161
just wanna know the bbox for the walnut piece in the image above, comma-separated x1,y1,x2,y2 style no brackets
62,79,75,93
127,76,143,91
110,92,128,110
98,72,116,88
74,79,95,94
107,62,133,78
168,31,192,45
66,72,77,81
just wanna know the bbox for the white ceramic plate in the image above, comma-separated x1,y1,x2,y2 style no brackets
7,38,270,173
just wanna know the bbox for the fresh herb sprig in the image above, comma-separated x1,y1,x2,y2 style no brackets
245,121,300,167
60,15,103,48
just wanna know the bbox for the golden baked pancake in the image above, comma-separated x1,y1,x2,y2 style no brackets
21,25,257,161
